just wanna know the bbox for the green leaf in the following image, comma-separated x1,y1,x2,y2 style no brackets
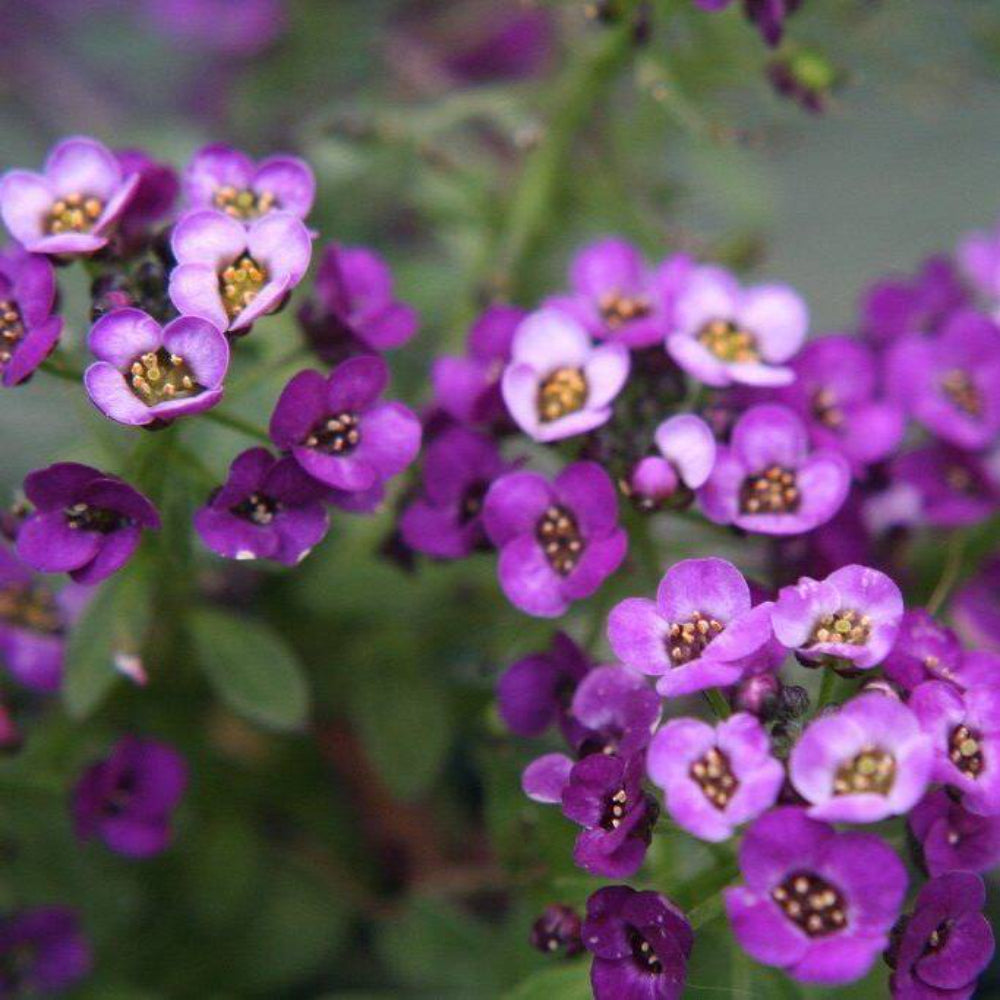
190,608,309,730
502,964,591,1000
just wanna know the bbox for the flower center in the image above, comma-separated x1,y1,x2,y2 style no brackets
667,611,724,666
459,481,489,524
833,746,896,795
601,787,630,830
739,465,800,515
809,609,871,646
231,492,280,526
598,291,652,330
945,465,978,494
697,319,760,363
537,367,588,423
949,724,984,777
811,387,844,429
0,300,24,370
771,872,847,937
129,348,202,405
924,919,953,956
0,585,61,635
305,411,361,455
45,191,103,234
64,503,128,534
212,185,278,221
940,369,982,418
628,929,663,975
535,504,584,576
689,746,739,809
219,254,268,320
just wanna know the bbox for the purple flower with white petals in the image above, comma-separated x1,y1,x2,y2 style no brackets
887,872,994,1000
501,308,629,442
72,736,187,858
483,462,627,618
647,712,783,842
789,693,933,823
84,308,229,426
0,907,91,996
891,444,999,528
953,558,1000,655
582,886,693,1000
15,464,159,586
667,266,807,387
0,248,62,387
630,413,717,507
698,403,851,535
169,208,311,333
114,148,179,239
724,807,907,986
910,789,1000,878
0,136,139,255
270,356,421,494
607,557,775,698
882,610,964,691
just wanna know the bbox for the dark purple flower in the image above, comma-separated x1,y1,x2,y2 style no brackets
953,558,1000,655
724,807,907,985
693,0,802,46
445,7,554,83
483,462,627,618
698,403,852,535
887,872,994,1000
0,907,91,996
143,0,285,56
0,136,139,255
571,665,661,758
891,444,999,528
114,148,179,238
910,790,1000,877
73,735,187,858
530,904,583,958
0,248,62,387
15,464,159,585
194,448,329,565
582,886,693,1000
169,208,311,333
882,610,964,691
84,308,229,426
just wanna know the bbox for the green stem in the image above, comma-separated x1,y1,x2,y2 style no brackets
816,666,838,713
202,408,271,443
703,687,731,720
927,531,966,616
40,358,83,383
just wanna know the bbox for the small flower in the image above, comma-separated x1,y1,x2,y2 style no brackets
15,463,159,585
0,907,91,995
571,665,661,758
0,136,139,255
909,789,1000,877
530,904,583,958
724,807,907,986
647,712,783,842
144,0,286,56
501,308,629,442
789,693,933,823
882,610,964,691
439,7,554,84
698,403,851,535
194,448,329,565
891,444,999,528
72,736,187,858
607,557,774,697
0,248,63,387
957,216,1000,305
483,462,627,618
270,356,421,493
952,558,1000,655
114,148,179,239
667,266,807,387
582,886,693,1000
886,872,994,1000
630,413,717,507
169,208,311,333
84,308,229,426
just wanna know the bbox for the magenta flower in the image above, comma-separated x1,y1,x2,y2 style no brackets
647,712,783,842
570,665,661,758
269,356,421,493
0,136,139,255
84,308,229,426
668,266,807,387
891,444,999,528
953,558,1000,654
0,248,63,387
607,557,775,698
169,208,311,333
0,907,91,996
910,789,1000,878
483,462,627,618
698,403,851,535
724,807,907,986
882,610,964,691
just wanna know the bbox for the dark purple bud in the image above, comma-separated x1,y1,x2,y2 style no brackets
777,684,810,719
734,673,781,718
530,904,584,958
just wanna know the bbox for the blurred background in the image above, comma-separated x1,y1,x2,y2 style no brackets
1,1,1000,996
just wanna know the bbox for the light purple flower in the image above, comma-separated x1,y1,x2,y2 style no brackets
483,462,627,618
958,216,1000,304
891,444,999,528
724,807,907,986
501,308,629,442
647,712,783,842
0,136,139,255
84,308,229,426
0,248,62,387
882,610,964,691
952,558,1000,655
0,907,91,996
698,403,851,535
910,789,1000,877
169,208,311,333
648,413,717,494
143,0,285,56
667,266,807,387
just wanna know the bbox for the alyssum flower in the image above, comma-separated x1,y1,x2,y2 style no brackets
0,907,91,996
628,413,717,508
882,610,964,691
0,249,63,388
909,789,1000,878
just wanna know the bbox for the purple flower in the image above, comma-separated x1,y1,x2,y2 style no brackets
882,610,964,691
789,693,933,823
84,308,229,426
582,886,693,1000
693,0,802,46
115,148,179,239
667,266,807,387
169,208,311,333
570,665,661,758
891,444,999,528
399,427,507,559
144,0,285,56
887,872,994,1000
530,904,583,958
647,712,783,842
0,907,91,996
483,462,627,618
0,248,62,387
0,136,139,255
270,356,421,493
501,308,629,442
724,807,907,986
953,558,1000,655
607,557,775,698
958,216,1000,304
15,464,159,585
910,789,1000,877
544,238,693,348
698,403,851,535
444,8,554,83
73,735,187,858
194,448,328,565
630,414,717,506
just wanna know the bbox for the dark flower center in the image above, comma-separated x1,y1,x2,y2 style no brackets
628,928,663,975
537,367,588,423
0,300,24,370
231,492,280,526
771,872,847,937
940,369,982,418
535,504,584,576
103,769,138,818
923,919,954,956
305,411,361,455
64,503,128,534
833,746,896,795
212,185,278,221
46,191,103,234
0,941,39,990
809,609,871,646
945,465,980,495
949,724,984,777
129,348,202,405
811,387,844,429
219,254,268,320
739,465,800,515
690,746,739,809
598,291,652,330
0,585,62,635
698,319,760,363
601,786,630,830
667,611,724,666
459,481,489,524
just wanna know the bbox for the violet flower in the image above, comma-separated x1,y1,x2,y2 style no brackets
630,413,717,507
958,216,1000,305
952,558,1000,655
444,7,554,83
530,904,583,959
0,907,91,996
115,148,179,239
143,0,286,57
0,248,62,387
570,665,661,758
910,789,1000,878
891,444,999,528
882,610,964,691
